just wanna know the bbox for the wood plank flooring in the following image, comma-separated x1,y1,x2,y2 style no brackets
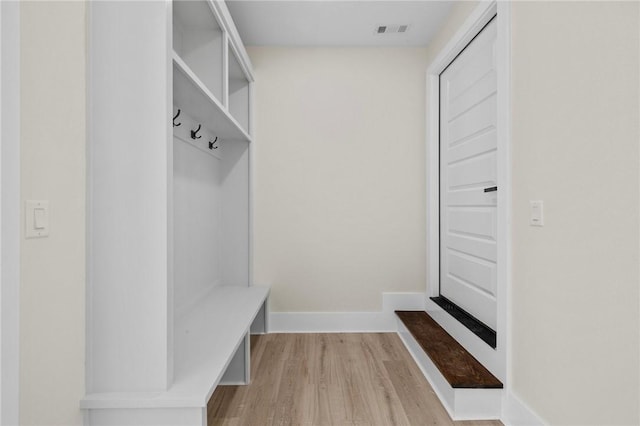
208,333,502,426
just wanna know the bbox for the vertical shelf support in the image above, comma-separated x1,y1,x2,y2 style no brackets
222,32,230,109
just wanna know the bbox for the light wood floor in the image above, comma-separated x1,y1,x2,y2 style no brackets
208,333,502,426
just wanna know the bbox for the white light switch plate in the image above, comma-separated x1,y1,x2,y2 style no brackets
26,200,49,238
530,200,544,226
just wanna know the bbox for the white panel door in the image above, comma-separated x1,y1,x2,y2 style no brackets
440,17,497,330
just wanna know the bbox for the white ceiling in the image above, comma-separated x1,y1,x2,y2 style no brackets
226,0,455,47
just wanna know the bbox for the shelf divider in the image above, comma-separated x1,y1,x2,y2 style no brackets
173,51,251,143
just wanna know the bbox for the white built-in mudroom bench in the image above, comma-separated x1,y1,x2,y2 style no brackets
81,1,268,425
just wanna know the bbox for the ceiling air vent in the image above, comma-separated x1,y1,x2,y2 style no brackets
375,24,410,35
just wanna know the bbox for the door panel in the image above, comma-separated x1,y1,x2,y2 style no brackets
449,71,497,120
447,187,496,207
447,233,496,263
448,129,497,164
441,273,496,325
448,208,496,240
440,17,498,329
447,151,496,189
447,94,497,146
447,250,496,295
448,42,495,99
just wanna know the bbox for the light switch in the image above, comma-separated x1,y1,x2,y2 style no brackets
34,208,46,229
26,200,49,238
530,200,544,227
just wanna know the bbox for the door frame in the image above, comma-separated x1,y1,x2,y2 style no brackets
425,0,511,382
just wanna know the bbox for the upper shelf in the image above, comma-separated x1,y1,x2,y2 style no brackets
173,0,224,102
228,43,251,134
173,52,251,142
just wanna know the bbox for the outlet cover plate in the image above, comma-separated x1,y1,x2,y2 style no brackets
529,200,544,227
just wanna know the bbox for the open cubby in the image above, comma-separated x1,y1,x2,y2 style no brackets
173,118,251,320
228,44,251,134
173,53,251,141
173,126,223,319
173,0,224,102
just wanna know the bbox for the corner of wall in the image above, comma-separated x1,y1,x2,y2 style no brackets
502,391,547,426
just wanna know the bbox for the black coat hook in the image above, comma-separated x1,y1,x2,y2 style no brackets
173,109,181,127
191,124,202,140
209,136,218,150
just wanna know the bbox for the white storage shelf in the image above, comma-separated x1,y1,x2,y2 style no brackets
81,286,269,409
173,53,251,142
84,1,258,424
173,0,224,102
228,44,251,134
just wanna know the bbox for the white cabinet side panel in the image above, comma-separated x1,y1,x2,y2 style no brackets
88,1,170,392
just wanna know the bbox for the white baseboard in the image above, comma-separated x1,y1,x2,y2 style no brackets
268,292,425,332
502,391,546,426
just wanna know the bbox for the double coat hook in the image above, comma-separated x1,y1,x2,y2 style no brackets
191,124,202,140
209,137,218,150
173,109,181,127
175,112,217,153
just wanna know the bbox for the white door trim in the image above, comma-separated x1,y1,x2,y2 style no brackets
1,1,21,424
425,0,511,383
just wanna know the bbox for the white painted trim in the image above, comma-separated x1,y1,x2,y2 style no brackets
249,301,267,335
248,81,255,287
496,0,513,396
243,332,250,383
425,0,511,384
85,407,205,426
85,0,95,396
209,0,254,82
397,319,502,421
502,392,547,426
0,2,20,424
270,312,398,333
426,2,498,77
166,0,175,390
263,289,270,333
222,32,229,109
269,292,426,333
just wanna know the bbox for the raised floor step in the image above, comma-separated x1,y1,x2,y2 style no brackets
395,311,502,389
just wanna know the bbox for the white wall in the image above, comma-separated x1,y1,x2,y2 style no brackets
510,2,639,424
12,1,640,425
426,1,640,424
424,1,477,65
1,1,21,424
248,47,429,312
20,2,86,424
